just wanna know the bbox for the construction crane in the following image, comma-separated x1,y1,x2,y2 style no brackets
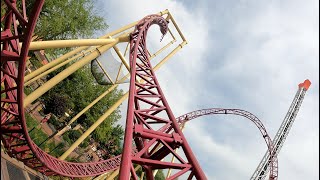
251,79,311,180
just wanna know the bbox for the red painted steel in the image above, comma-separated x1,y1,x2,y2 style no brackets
119,14,207,179
176,108,278,180
0,2,278,179
1,1,125,178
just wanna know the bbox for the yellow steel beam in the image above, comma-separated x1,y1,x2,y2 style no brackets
123,42,130,57
106,169,119,180
23,33,129,108
24,9,168,83
165,123,186,178
24,48,95,86
113,45,130,71
26,39,119,50
58,91,129,160
54,36,175,138
115,63,124,83
24,46,88,82
168,28,176,41
149,39,176,59
58,42,186,160
167,12,187,42
95,59,114,84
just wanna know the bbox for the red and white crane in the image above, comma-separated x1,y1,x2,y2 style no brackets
251,79,311,180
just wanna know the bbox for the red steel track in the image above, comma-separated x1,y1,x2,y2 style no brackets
176,108,278,180
1,1,277,179
1,0,123,177
119,14,207,179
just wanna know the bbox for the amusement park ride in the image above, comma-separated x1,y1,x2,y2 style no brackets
0,1,311,180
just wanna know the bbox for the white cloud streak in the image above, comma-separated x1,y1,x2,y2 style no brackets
98,0,319,179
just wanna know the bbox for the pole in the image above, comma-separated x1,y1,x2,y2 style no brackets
58,93,129,160
55,39,176,138
58,43,186,161
23,33,129,108
24,47,95,86
25,39,117,50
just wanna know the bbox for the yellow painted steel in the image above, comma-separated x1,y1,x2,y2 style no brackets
168,28,176,41
55,38,176,138
37,9,186,173
113,45,130,71
23,34,129,108
58,43,186,161
58,92,129,160
24,46,88,82
149,39,176,59
54,84,118,137
26,39,118,50
24,48,95,86
24,9,169,83
105,169,119,180
167,12,187,42
97,41,187,180
165,123,186,178
95,59,114,84
152,41,187,70
115,63,124,83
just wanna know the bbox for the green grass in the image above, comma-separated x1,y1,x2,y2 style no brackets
25,113,66,157
24,86,34,95
25,113,39,130
1,85,5,99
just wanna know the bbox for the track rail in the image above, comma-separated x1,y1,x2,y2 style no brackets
176,108,278,180
1,1,277,179
119,14,206,179
1,1,126,177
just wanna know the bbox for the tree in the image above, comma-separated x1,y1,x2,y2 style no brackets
43,63,124,157
24,0,108,57
43,92,71,117
26,0,107,41
135,168,165,180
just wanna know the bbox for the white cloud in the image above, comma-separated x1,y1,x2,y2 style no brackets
100,0,319,179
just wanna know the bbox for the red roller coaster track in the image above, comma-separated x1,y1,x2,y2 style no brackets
176,108,278,180
1,0,122,177
119,14,206,179
1,1,277,179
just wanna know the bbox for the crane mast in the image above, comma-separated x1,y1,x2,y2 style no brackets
251,79,311,180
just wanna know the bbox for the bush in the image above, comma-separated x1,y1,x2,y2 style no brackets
48,114,62,129
63,130,82,145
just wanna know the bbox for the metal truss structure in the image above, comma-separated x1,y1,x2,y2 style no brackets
176,108,278,180
251,80,311,180
118,14,206,179
1,0,122,177
0,1,309,179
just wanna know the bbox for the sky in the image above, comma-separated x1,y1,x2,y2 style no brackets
95,0,319,179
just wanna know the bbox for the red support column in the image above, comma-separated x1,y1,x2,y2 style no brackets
119,15,207,179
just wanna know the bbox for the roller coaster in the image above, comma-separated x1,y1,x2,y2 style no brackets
1,1,310,179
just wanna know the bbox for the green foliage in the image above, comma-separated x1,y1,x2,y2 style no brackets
29,56,43,69
79,137,90,148
42,92,72,117
43,64,124,157
29,0,107,40
25,114,59,154
155,170,166,180
24,86,34,96
135,168,165,180
25,113,39,130
47,114,63,129
49,142,66,157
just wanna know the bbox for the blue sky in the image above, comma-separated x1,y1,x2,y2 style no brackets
95,0,319,179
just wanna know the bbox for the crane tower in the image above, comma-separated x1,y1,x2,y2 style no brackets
251,79,311,180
